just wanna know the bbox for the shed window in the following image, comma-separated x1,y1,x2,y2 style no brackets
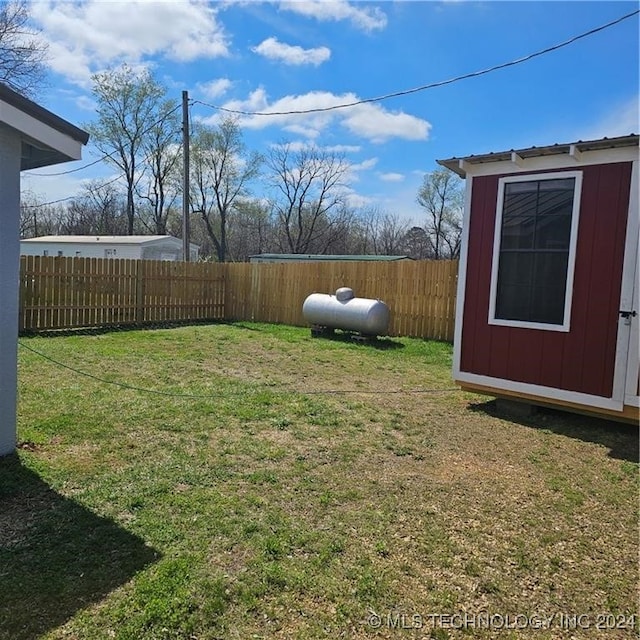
489,171,582,331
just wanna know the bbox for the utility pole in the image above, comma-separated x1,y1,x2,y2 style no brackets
182,90,190,262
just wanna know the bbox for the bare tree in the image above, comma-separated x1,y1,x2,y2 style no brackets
267,143,349,254
19,191,61,237
403,226,432,260
417,168,463,259
360,208,410,255
20,191,41,237
306,204,358,255
136,98,181,234
0,0,48,97
86,65,170,234
226,199,274,262
190,118,262,262
62,181,127,235
174,215,213,260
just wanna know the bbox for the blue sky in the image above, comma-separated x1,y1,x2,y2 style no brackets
22,0,639,223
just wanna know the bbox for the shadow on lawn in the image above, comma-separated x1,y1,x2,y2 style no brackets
309,331,405,350
0,454,159,640
469,400,639,463
19,318,219,339
230,321,406,349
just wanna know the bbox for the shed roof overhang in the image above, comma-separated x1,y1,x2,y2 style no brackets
437,134,639,178
0,83,89,170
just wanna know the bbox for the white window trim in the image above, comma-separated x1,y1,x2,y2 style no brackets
488,170,583,332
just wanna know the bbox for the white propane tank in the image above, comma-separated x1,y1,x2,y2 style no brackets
302,287,390,336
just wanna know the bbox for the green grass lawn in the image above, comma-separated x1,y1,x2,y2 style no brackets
2,322,638,639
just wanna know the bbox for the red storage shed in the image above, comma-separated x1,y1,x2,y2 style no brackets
438,134,639,423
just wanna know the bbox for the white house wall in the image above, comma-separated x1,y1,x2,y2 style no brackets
0,125,21,455
20,242,142,259
19,239,191,261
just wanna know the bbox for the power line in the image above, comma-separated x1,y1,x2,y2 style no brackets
193,8,639,117
23,102,185,178
23,153,117,177
21,174,124,209
21,124,184,209
19,9,638,209
18,340,459,398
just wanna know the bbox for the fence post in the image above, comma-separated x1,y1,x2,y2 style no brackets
250,262,260,322
135,259,145,324
18,256,25,332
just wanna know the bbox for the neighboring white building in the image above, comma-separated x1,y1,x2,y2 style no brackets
21,235,200,261
1,82,88,456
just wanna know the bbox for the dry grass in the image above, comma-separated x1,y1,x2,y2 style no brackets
2,322,638,640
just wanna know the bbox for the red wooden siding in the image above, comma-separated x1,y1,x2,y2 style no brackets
460,162,632,398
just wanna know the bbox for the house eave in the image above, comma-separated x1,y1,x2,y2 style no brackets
0,83,88,145
0,82,89,170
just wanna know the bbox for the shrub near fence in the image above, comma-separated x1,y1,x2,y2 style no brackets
19,256,458,341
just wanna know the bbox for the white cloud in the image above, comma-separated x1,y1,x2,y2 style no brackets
579,96,639,140
279,1,387,32
32,0,230,85
269,141,361,156
210,90,431,144
197,78,233,100
351,158,378,172
224,87,271,113
379,172,405,183
325,144,361,153
252,37,330,66
269,140,313,152
75,94,98,112
342,103,431,143
345,157,378,183
340,187,375,209
379,186,423,224
209,89,335,137
281,123,321,139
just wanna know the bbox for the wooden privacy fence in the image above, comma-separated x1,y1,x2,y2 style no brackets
19,256,225,331
224,260,458,341
19,256,458,341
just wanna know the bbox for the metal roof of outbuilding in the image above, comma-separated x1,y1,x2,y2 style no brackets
22,235,191,245
249,254,413,262
437,134,639,178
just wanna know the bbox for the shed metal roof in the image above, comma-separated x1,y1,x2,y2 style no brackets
249,253,413,262
437,134,639,178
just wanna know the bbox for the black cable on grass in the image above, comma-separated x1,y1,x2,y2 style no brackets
18,340,459,398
